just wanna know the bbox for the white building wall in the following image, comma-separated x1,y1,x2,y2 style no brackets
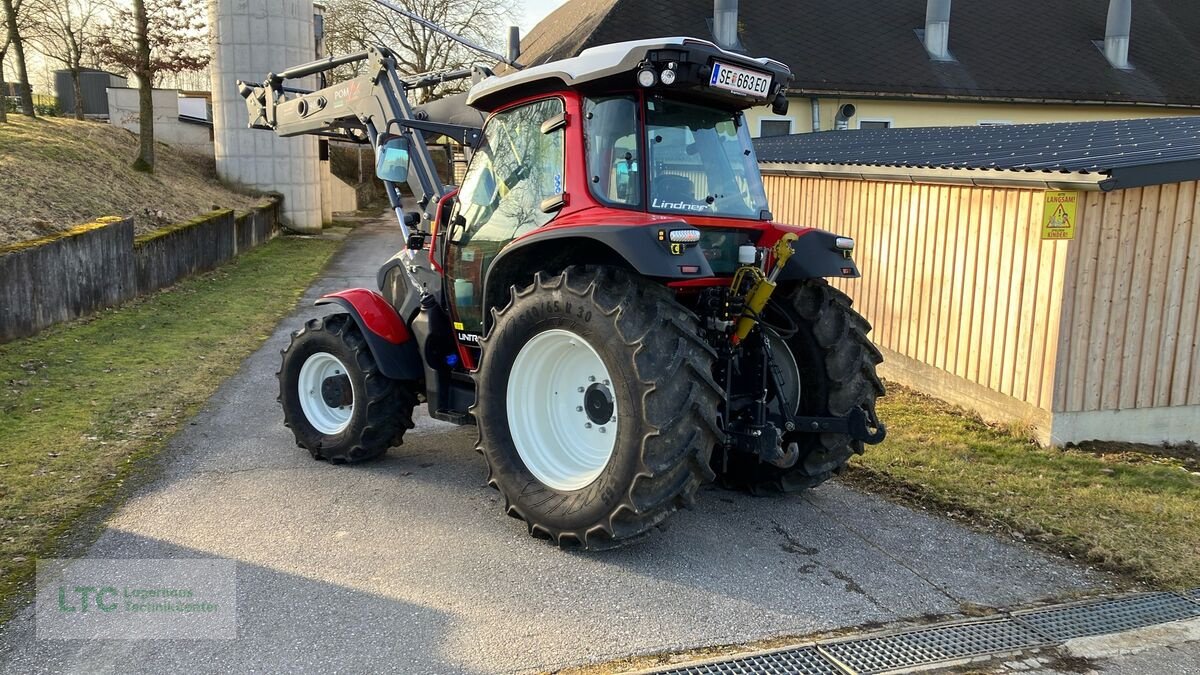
209,0,322,232
107,88,214,156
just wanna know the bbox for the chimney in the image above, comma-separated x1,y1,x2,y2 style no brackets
1103,0,1132,69
923,0,952,61
713,0,739,50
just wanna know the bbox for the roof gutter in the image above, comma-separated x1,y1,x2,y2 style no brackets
759,162,1111,191
782,88,1200,109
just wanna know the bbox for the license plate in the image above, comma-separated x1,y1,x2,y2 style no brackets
709,61,772,97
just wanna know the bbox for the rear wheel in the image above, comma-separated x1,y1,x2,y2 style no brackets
279,313,417,463
473,266,723,548
716,279,885,492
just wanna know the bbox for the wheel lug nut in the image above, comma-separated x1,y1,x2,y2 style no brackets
610,416,616,423
576,406,583,412
577,386,584,392
599,427,606,434
588,375,596,382
585,423,592,429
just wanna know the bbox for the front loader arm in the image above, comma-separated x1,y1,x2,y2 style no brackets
237,45,482,223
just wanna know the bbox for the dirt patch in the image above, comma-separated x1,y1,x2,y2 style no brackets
1068,440,1200,472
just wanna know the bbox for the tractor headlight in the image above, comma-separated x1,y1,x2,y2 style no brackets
835,236,855,251
637,65,657,87
669,228,701,243
660,63,677,85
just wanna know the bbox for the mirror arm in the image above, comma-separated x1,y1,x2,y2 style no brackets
397,119,484,148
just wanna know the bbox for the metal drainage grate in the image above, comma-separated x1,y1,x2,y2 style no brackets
652,646,840,675
1189,587,1200,602
1011,592,1200,642
816,618,1050,675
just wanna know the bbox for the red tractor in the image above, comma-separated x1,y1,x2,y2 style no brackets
241,28,885,548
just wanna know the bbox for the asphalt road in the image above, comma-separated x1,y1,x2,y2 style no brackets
0,222,1107,674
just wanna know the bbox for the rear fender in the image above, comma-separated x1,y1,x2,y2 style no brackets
315,289,423,381
480,223,713,333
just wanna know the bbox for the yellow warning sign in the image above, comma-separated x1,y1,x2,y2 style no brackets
1042,191,1078,240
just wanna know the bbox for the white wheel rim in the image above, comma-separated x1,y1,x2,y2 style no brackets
506,329,618,491
298,352,354,435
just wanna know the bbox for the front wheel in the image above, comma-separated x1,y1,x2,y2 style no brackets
278,313,417,463
473,266,723,548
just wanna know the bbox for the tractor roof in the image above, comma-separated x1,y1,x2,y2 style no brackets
466,37,792,113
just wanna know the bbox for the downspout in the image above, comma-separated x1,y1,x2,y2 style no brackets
810,97,820,132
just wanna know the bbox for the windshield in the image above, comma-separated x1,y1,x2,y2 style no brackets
583,96,770,219
645,98,769,219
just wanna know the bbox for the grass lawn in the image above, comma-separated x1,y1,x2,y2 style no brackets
0,236,339,618
850,385,1200,589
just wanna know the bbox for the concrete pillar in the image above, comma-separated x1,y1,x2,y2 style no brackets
209,0,322,232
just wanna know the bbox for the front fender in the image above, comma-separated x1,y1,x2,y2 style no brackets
777,229,861,280
315,289,423,381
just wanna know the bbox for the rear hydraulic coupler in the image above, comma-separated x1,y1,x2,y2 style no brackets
730,232,798,345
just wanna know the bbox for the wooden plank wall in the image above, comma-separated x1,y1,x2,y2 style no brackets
762,174,1070,412
1054,182,1200,413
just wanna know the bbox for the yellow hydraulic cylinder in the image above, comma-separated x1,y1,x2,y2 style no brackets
732,232,798,344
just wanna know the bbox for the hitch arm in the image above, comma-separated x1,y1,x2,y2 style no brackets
791,409,887,445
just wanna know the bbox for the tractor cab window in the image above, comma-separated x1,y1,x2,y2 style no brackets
584,97,641,207
447,97,566,335
645,98,769,219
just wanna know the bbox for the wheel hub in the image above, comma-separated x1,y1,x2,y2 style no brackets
297,351,354,435
320,374,353,408
583,383,614,426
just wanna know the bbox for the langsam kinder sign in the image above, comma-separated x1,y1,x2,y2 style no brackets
1042,191,1078,240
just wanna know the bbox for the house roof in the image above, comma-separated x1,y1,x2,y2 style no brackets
519,0,1200,107
753,116,1200,191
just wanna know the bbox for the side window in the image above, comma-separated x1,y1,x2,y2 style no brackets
584,97,641,207
447,98,565,335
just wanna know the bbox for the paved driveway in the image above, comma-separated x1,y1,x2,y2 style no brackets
0,222,1107,674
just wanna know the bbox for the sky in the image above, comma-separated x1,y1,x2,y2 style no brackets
14,0,570,94
519,0,568,34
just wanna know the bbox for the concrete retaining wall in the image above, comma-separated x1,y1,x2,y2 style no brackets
0,200,280,343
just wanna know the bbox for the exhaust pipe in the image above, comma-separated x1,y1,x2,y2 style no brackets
506,26,521,64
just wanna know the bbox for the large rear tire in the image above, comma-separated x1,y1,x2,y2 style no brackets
473,266,723,548
279,313,417,463
716,279,885,492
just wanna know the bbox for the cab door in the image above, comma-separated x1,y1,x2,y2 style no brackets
444,97,566,347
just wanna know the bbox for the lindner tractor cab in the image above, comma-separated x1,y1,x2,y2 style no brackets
241,33,885,548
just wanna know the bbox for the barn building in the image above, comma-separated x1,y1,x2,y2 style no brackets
756,117,1200,445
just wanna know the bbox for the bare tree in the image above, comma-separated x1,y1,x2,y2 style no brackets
29,0,101,120
2,0,35,118
96,0,208,171
323,0,516,102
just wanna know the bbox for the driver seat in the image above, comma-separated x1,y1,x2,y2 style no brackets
652,174,696,202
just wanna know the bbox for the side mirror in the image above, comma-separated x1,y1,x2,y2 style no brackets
375,137,411,183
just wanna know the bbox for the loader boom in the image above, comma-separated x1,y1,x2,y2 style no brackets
238,45,485,237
